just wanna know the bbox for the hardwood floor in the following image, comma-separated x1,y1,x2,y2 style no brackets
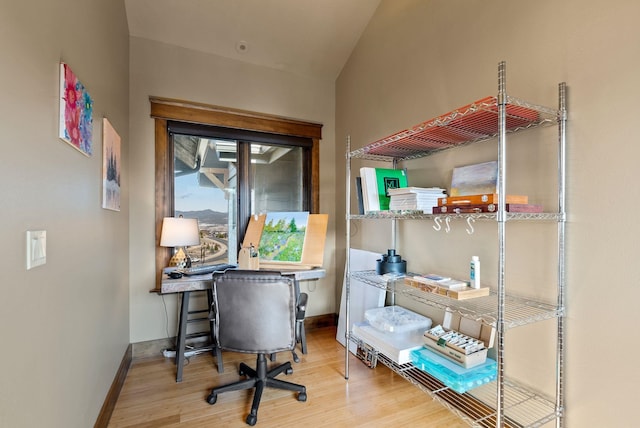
108,326,467,427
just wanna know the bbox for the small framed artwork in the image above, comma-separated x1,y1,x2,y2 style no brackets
102,118,121,211
450,160,498,196
59,62,93,156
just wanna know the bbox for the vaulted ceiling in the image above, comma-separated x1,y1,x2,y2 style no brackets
124,0,381,80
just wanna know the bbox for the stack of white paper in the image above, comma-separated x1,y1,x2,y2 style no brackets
388,187,447,212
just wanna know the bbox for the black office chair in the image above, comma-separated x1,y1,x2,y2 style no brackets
210,274,308,371
206,270,307,426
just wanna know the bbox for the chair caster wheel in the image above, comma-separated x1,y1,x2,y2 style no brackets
298,392,307,402
206,393,217,405
246,414,257,426
285,367,293,375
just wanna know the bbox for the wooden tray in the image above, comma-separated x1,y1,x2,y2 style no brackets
404,278,490,300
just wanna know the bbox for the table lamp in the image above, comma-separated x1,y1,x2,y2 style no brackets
160,216,200,268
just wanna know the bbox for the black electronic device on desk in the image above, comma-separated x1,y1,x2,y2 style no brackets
177,263,238,276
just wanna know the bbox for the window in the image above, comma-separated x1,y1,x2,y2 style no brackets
169,124,311,266
151,98,322,288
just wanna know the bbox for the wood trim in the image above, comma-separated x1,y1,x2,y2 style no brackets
150,97,322,140
311,138,320,213
94,344,133,428
152,97,323,286
304,313,337,330
155,118,172,289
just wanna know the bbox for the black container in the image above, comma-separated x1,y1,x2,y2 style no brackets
376,249,407,275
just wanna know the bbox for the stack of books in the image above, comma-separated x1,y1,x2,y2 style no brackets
359,167,409,212
388,187,447,212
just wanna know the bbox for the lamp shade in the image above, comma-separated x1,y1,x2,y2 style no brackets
160,217,200,247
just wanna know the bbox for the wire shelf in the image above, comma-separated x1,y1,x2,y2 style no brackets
344,65,567,427
372,352,559,428
349,211,563,222
348,95,558,161
350,271,561,329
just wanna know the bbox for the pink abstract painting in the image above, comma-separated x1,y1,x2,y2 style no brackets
59,63,93,156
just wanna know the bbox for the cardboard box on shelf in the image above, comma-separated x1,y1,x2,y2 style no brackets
404,277,490,300
422,309,496,368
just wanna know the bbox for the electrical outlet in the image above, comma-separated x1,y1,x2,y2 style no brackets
26,230,46,270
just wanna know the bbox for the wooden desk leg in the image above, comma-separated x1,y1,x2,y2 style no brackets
175,291,190,382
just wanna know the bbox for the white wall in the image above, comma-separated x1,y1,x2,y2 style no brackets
336,1,640,426
0,0,130,426
129,37,337,343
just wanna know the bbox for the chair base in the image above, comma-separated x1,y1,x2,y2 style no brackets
206,353,306,426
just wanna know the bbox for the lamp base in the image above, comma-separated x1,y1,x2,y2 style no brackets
169,247,192,269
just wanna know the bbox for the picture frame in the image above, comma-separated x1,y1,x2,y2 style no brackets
59,62,93,156
102,118,121,211
450,160,498,196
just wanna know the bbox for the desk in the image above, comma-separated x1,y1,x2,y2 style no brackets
159,268,326,382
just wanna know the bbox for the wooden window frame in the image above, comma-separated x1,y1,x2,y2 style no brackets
150,97,322,289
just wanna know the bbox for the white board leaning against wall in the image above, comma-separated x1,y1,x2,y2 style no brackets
336,248,386,354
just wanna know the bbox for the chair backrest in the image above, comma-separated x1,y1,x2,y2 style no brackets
212,270,297,354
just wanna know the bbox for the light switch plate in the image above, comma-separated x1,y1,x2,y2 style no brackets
27,230,46,270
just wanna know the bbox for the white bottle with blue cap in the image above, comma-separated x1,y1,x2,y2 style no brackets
470,256,481,289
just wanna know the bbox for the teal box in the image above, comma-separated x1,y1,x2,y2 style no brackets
410,346,497,393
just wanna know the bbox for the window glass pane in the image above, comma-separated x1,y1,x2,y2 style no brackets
173,135,238,265
251,143,304,214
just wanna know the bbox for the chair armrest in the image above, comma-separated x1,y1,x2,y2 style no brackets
296,292,308,320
